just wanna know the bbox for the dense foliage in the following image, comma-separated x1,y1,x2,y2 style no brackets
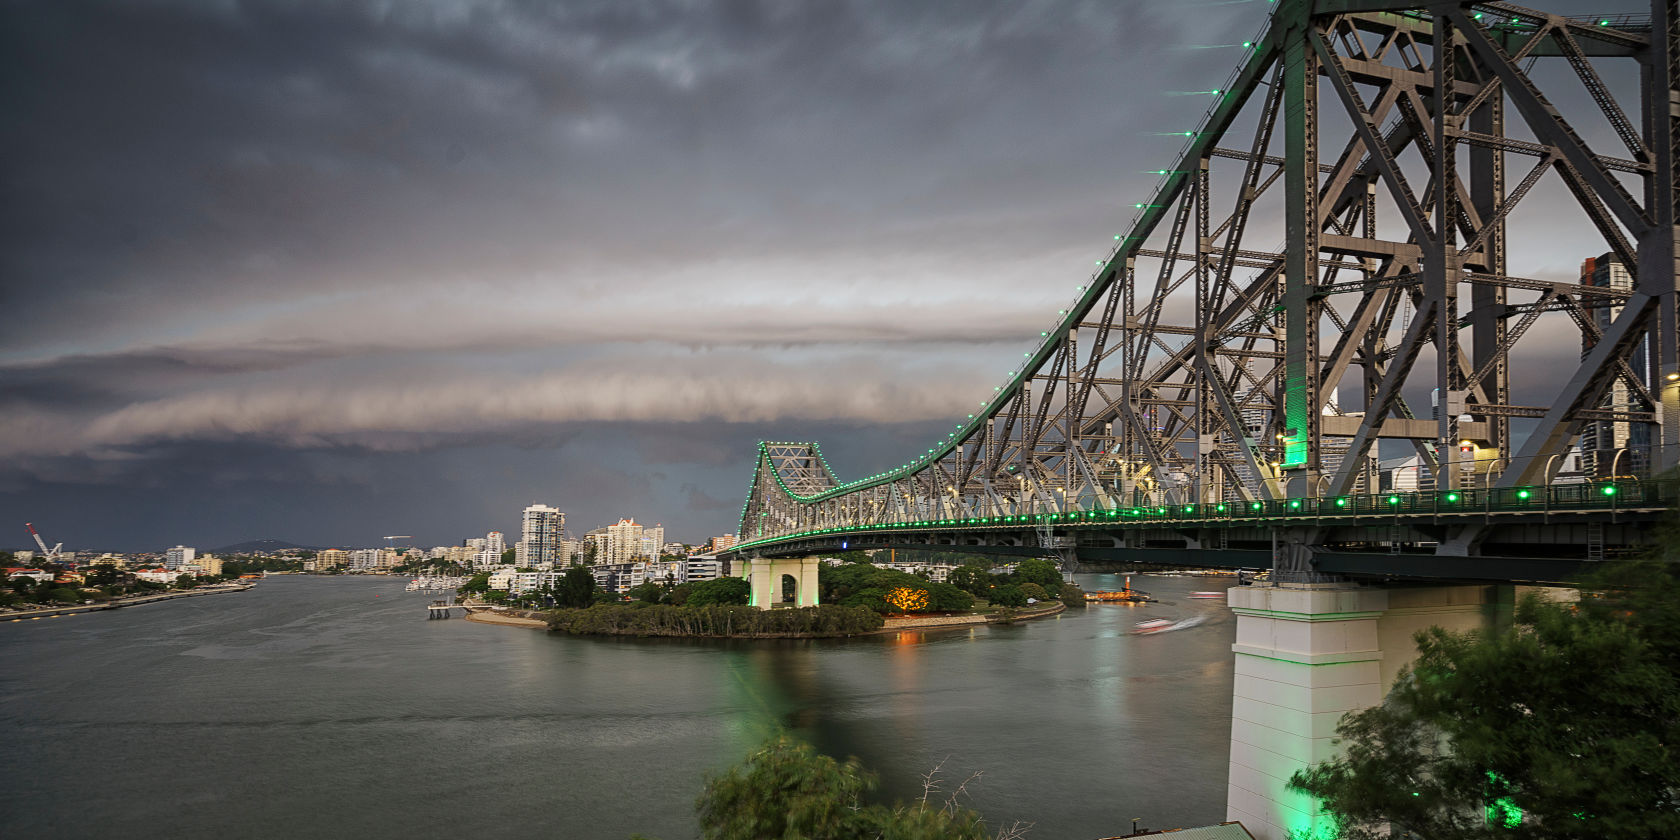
545,603,884,637
987,584,1027,607
819,562,974,615
1290,560,1680,838
695,736,999,840
685,576,751,606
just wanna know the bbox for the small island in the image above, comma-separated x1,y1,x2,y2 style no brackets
454,555,1083,639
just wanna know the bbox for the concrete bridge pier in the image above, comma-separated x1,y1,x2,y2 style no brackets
743,557,821,607
1225,582,1503,840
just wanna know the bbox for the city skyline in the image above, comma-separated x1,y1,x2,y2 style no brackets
0,0,1619,549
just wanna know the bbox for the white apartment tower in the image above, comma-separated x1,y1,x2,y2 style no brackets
1579,254,1651,476
165,546,195,570
519,504,565,566
605,519,645,564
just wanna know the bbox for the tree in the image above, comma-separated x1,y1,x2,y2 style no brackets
925,583,975,613
687,576,750,607
627,581,666,604
947,565,991,597
1013,558,1061,589
1017,582,1049,602
1058,582,1087,608
988,584,1027,608
501,547,517,564
696,736,992,840
555,565,599,608
459,572,491,594
1290,561,1680,839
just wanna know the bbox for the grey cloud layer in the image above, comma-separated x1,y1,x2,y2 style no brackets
0,0,1267,546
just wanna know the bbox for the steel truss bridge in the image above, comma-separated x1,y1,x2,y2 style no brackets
728,0,1680,583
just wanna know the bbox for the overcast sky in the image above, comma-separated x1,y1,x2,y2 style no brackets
0,0,1633,551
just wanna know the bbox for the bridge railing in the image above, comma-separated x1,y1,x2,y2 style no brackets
738,476,1678,550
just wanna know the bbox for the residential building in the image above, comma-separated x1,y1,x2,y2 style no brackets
606,519,645,563
485,531,506,556
708,534,737,553
519,503,566,566
684,559,722,582
1579,253,1652,477
165,546,196,570
134,568,184,584
488,567,520,591
185,555,224,576
559,539,583,565
348,549,382,571
591,562,645,594
316,549,348,570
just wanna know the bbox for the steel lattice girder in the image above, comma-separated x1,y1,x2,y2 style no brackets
737,1,1679,548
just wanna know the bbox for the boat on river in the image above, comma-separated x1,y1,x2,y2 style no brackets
1131,615,1208,635
1089,575,1155,603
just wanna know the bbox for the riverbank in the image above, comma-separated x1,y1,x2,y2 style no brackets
880,601,1066,631
1,583,257,623
463,601,1068,637
463,608,549,629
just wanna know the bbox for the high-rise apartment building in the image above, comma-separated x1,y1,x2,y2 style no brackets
486,531,506,556
606,519,655,563
165,546,195,570
316,549,348,569
518,504,565,566
1580,253,1651,476
708,534,737,553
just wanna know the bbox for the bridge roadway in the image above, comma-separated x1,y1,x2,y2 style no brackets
724,477,1674,586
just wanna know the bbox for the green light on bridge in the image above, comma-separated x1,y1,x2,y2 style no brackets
1516,489,1531,500
1388,495,1401,505
1603,485,1618,496
1250,502,1263,511
1289,500,1301,509
1445,493,1459,503
1216,504,1226,512
1335,498,1347,507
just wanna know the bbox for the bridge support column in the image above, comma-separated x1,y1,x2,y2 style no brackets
1225,582,1499,840
743,557,821,608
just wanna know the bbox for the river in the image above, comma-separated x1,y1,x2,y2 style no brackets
0,573,1237,839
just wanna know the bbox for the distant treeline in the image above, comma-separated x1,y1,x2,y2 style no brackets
544,603,885,638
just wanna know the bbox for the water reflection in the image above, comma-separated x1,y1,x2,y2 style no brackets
2,572,1238,840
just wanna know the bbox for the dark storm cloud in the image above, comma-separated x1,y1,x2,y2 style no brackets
0,0,1335,547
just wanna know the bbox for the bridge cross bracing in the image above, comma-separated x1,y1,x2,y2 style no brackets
732,1,1680,576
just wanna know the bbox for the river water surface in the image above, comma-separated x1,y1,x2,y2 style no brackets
1,573,1237,839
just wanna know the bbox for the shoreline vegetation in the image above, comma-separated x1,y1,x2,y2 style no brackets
456,555,1084,639
461,601,1067,638
2,582,256,623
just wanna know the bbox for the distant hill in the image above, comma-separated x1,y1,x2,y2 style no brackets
211,538,321,554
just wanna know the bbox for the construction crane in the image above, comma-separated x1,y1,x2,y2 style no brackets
25,523,63,563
